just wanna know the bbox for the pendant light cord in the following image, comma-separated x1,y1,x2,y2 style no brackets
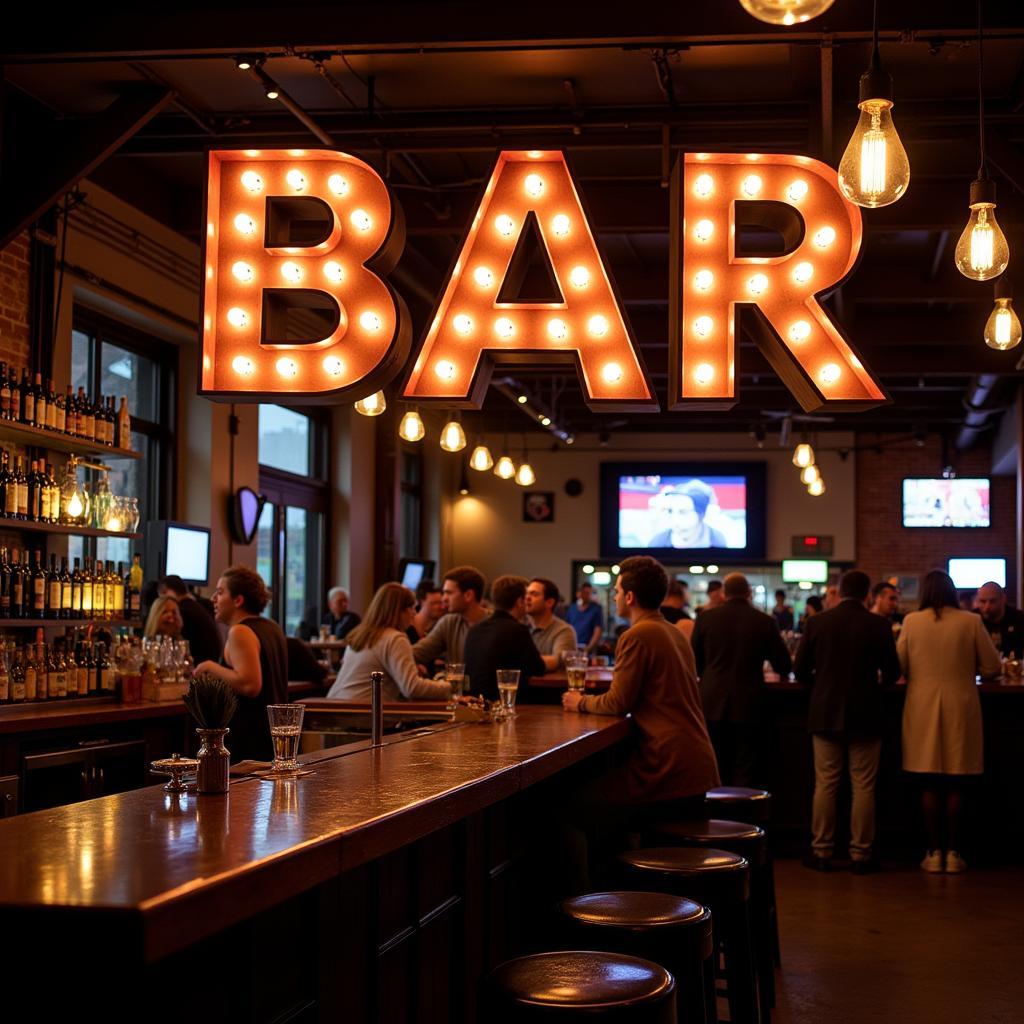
872,0,879,62
977,0,986,178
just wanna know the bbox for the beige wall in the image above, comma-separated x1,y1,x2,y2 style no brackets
446,431,856,600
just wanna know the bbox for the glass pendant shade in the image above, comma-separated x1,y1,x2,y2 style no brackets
792,442,815,468
469,444,494,471
60,461,88,524
738,0,834,25
354,391,386,416
955,180,1009,281
807,477,826,497
800,464,821,486
439,419,467,453
984,296,1022,351
515,461,536,487
398,409,425,442
838,99,910,208
494,456,516,480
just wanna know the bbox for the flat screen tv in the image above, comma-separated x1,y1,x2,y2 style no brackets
600,462,766,561
399,558,435,592
146,521,212,586
782,559,829,584
902,478,990,528
948,557,1006,589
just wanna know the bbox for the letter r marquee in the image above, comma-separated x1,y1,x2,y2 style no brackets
669,152,888,412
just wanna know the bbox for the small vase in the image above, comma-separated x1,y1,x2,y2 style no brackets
196,728,230,794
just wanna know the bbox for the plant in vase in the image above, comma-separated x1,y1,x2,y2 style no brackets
183,674,237,794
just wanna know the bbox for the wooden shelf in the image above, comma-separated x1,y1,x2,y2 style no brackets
0,618,141,628
0,518,141,539
0,419,141,460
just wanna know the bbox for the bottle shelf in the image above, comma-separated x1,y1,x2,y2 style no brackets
0,419,140,461
0,618,141,628
0,519,141,539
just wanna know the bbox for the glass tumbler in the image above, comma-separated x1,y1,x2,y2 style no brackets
266,703,305,773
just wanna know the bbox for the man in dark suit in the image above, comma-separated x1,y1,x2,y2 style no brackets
692,572,791,787
794,569,901,873
464,575,545,701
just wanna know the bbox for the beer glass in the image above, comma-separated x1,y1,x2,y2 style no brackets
495,669,520,719
266,703,304,774
565,654,587,693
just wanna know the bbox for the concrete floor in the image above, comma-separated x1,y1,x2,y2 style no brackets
769,858,1024,1024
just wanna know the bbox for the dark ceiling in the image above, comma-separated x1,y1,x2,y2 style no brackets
3,2,1024,443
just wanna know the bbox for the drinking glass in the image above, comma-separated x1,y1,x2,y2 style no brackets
446,662,466,698
565,654,587,693
495,669,520,719
266,704,305,774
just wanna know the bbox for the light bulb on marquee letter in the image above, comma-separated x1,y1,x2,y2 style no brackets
402,150,656,412
200,148,410,402
669,152,886,413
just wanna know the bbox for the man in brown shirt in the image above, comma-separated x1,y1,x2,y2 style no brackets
563,555,720,815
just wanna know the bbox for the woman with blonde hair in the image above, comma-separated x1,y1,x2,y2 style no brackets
327,583,451,702
898,568,1001,874
144,595,183,641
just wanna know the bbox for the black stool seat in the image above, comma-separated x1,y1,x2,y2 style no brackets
622,846,749,879
654,820,766,864
484,950,676,1021
557,893,715,1024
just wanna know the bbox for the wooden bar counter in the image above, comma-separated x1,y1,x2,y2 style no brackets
0,706,628,1022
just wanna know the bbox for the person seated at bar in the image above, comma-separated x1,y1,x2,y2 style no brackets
322,586,362,640
567,581,604,653
193,567,289,763
144,594,183,642
412,565,488,668
525,577,577,671
328,583,451,702
406,580,443,644
659,579,690,624
561,555,719,885
464,575,546,700
159,574,223,666
975,580,1024,658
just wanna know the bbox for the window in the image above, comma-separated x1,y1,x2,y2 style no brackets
69,311,176,575
400,451,424,559
257,405,328,636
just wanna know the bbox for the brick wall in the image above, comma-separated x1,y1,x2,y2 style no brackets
0,232,31,366
856,434,1017,597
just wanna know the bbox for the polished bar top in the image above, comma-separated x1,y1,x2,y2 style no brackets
0,697,188,734
0,706,628,961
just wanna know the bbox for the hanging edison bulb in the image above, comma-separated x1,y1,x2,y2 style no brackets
469,443,494,471
515,461,536,487
984,277,1022,350
955,177,1009,281
792,442,815,468
398,408,425,442
494,455,516,480
800,464,821,486
439,418,466,453
808,477,826,497
354,391,386,416
738,0,834,25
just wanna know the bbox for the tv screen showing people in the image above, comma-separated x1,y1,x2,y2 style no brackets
902,478,990,528
617,474,748,550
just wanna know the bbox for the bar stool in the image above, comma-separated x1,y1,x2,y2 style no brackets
556,891,716,1024
482,950,676,1022
704,789,779,969
617,848,758,1024
651,821,772,1022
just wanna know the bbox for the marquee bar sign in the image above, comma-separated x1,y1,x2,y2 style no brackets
199,148,887,413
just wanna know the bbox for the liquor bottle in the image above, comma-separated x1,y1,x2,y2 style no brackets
118,396,131,449
75,386,86,436
54,383,65,433
33,372,47,429
97,641,114,695
26,459,41,522
81,558,94,618
20,368,34,426
45,379,57,431
91,393,103,445
0,363,9,420
83,389,95,441
35,639,48,701
64,384,76,436
60,557,72,619
0,548,10,618
23,644,37,702
84,641,98,696
104,561,116,618
31,551,46,617
106,396,116,445
0,450,15,520
45,463,59,523
9,646,25,704
0,646,9,704
71,557,83,615
76,640,91,697
92,558,106,619
112,561,126,618
11,550,24,619
65,641,79,698
9,367,20,422
15,457,28,520
130,553,144,593
125,557,141,618
46,553,61,620
51,641,67,699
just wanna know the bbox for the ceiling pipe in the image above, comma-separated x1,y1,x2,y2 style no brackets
248,64,334,146
955,373,1003,450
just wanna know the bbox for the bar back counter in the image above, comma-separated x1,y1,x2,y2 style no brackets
0,706,628,1022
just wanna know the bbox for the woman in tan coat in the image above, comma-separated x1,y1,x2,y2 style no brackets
897,569,1001,874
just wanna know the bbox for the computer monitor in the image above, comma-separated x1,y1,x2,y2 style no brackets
146,521,212,586
399,558,435,592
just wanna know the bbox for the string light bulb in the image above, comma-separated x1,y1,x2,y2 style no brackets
439,417,467,453
837,14,910,209
398,408,426,442
469,442,494,471
494,455,516,480
800,464,821,486
983,276,1022,351
738,0,835,25
807,477,826,497
515,460,537,487
792,442,815,468
354,391,386,417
